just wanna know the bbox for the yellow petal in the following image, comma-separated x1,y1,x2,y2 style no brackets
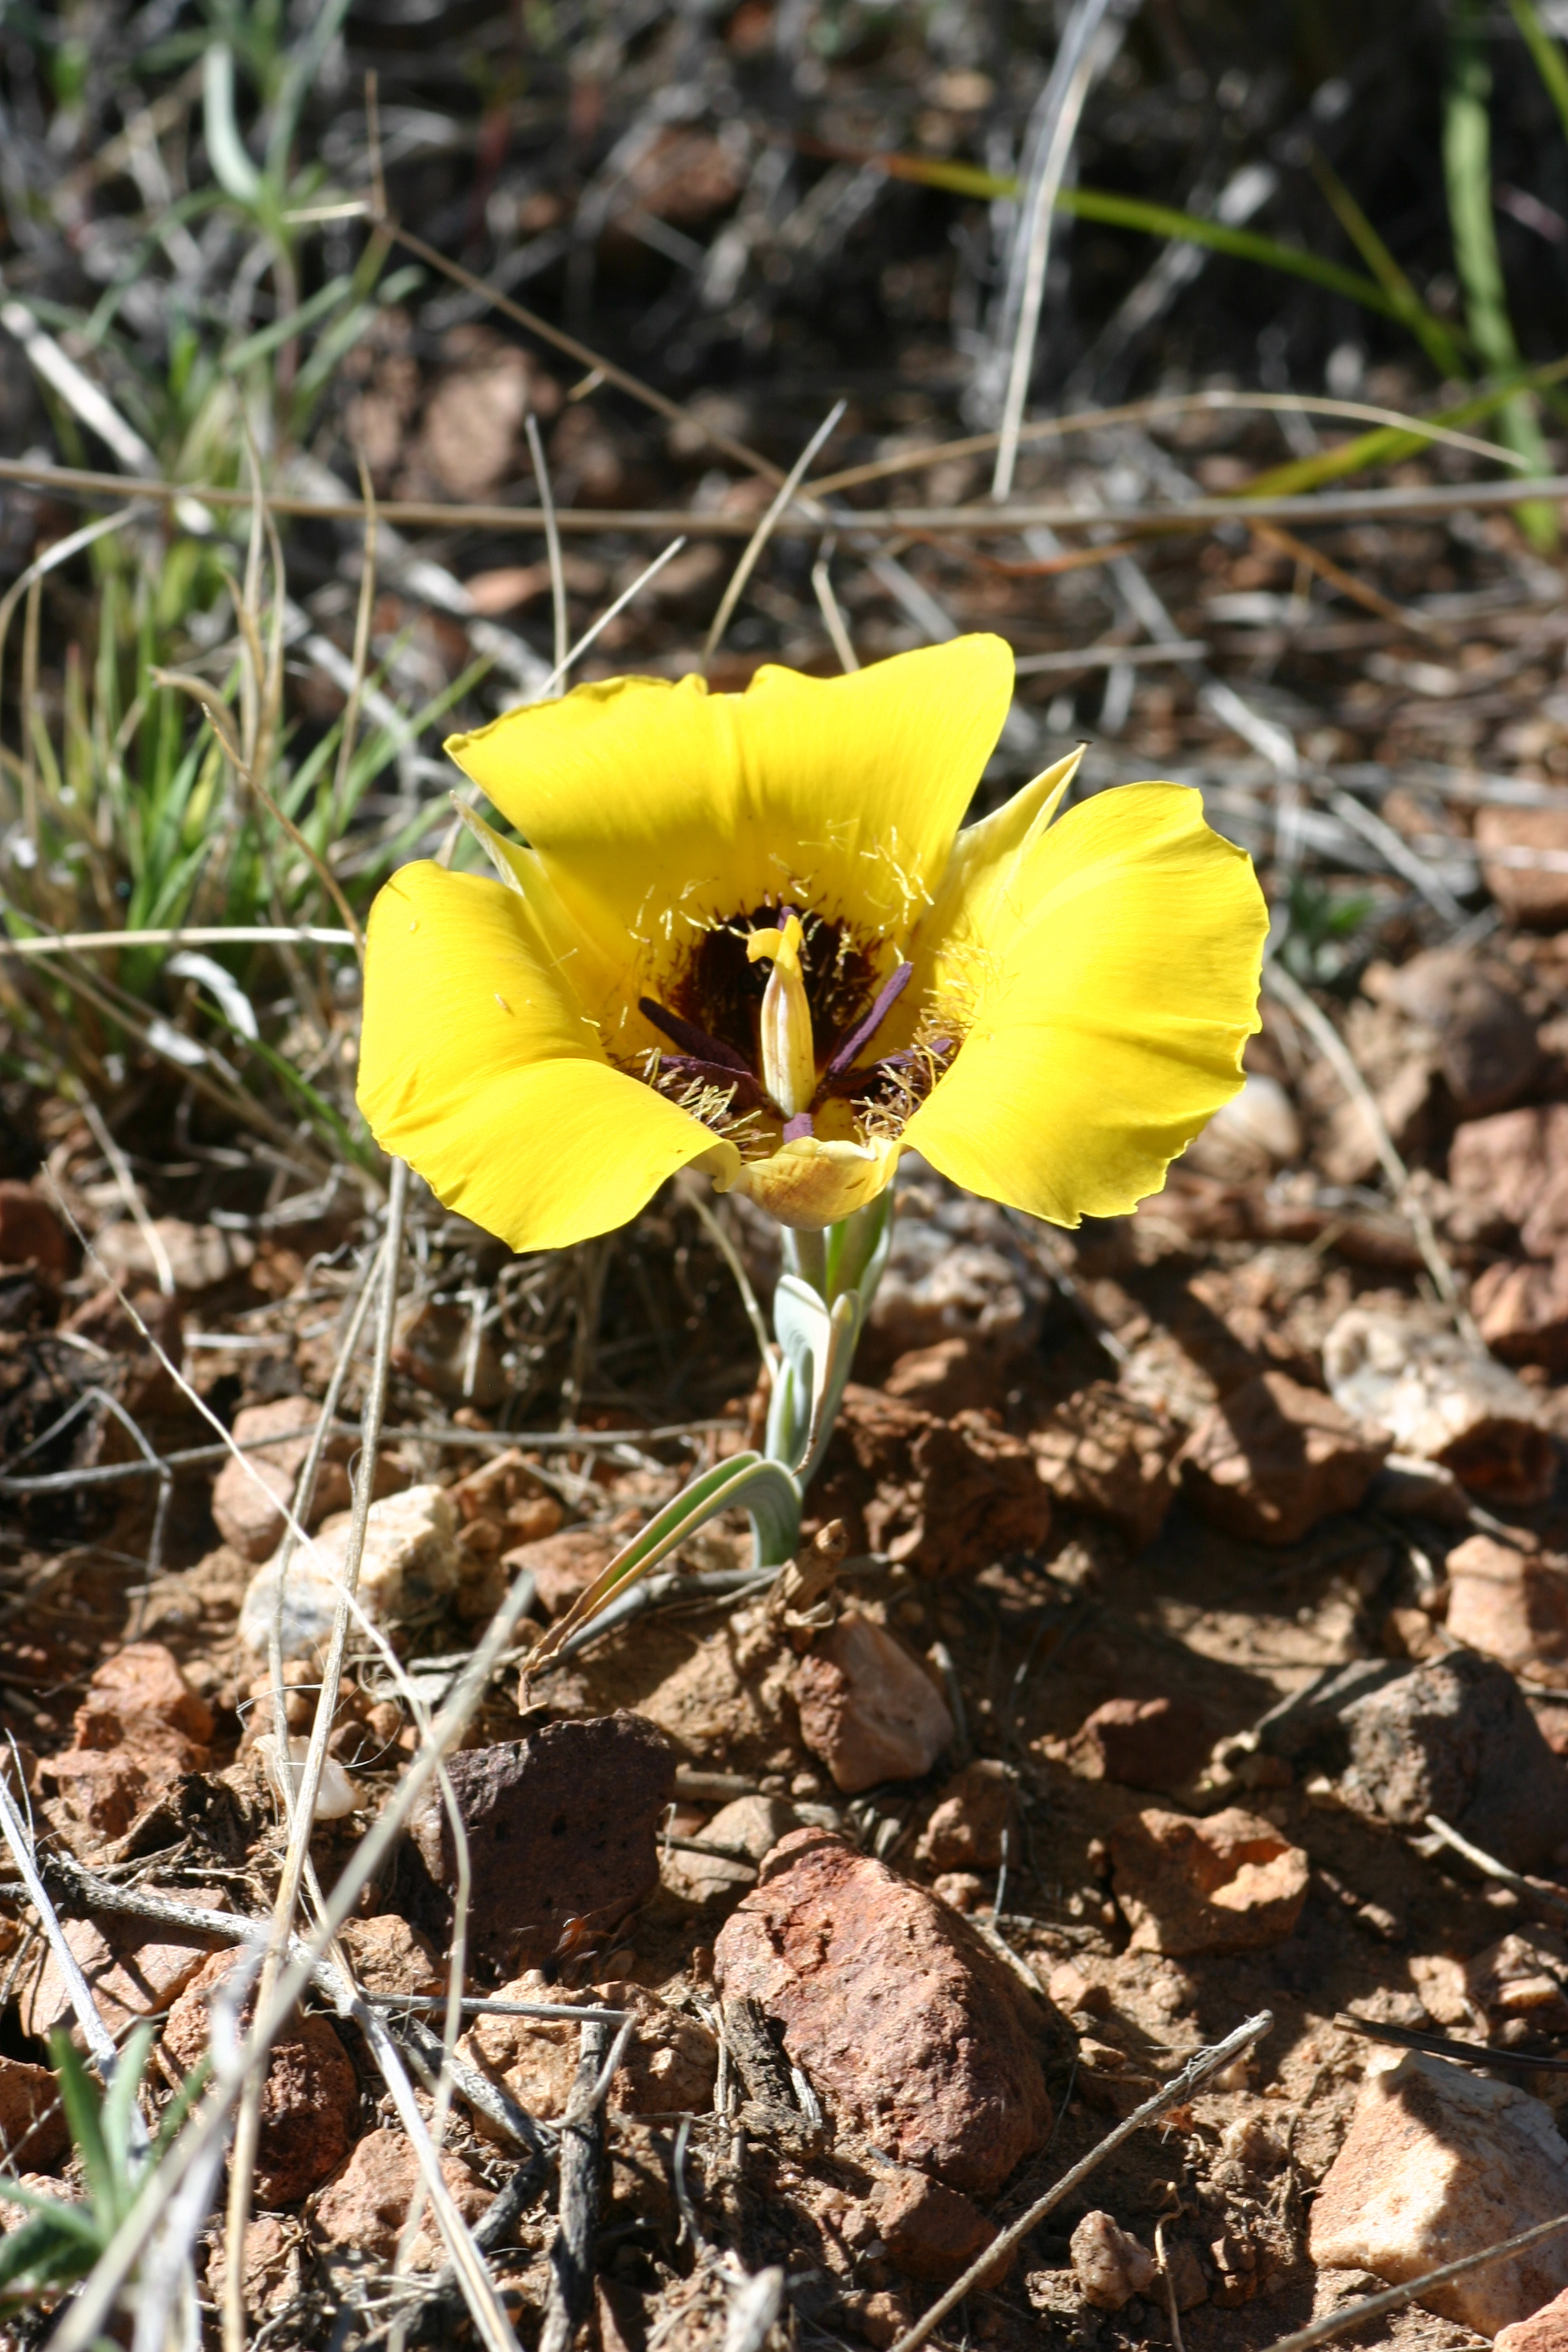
358,861,738,1252
903,783,1266,1225
444,639,1015,979
724,1135,901,1230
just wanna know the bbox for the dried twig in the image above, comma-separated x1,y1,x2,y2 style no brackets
8,453,1568,537
1421,1810,1568,1923
539,2014,636,2352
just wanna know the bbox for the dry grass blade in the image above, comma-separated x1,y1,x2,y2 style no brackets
989,0,1136,497
1263,960,1476,1331
331,449,380,831
223,1158,409,2352
0,1776,121,2081
703,401,848,666
150,668,366,959
525,410,569,686
0,926,356,955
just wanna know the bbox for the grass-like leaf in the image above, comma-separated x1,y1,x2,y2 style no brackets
1446,0,1557,544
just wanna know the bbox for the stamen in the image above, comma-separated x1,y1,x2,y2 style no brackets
657,1054,765,1111
824,960,914,1079
639,995,751,1073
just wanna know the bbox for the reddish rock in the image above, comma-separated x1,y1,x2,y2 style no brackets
43,1639,213,1846
866,1412,1052,1579
335,1913,443,1999
21,1909,225,2044
164,1952,357,2207
1071,2212,1158,2312
211,1397,354,1563
914,1760,1015,1871
1079,1697,1210,1793
73,1641,214,1752
1449,1105,1568,1256
1178,1371,1386,1546
1499,2288,1568,2352
1367,948,1541,1118
1338,1649,1568,1870
1473,1256,1568,1372
793,1614,953,1795
462,1975,716,2122
312,2127,493,2268
447,1447,564,1531
204,2214,302,2321
1108,1807,1308,1955
1310,2050,1568,2334
884,1338,1006,1419
502,1524,616,1617
1030,1383,1181,1549
1476,805,1568,929
714,1828,1054,2194
1446,1534,1568,1687
871,2169,1001,2284
0,1183,69,1279
0,2056,67,2169
407,1711,675,1973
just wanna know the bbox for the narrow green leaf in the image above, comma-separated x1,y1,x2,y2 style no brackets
1508,0,1568,143
47,2033,113,2221
225,272,354,374
0,2209,97,2298
1446,0,1557,544
1233,353,1568,499
1308,151,1468,377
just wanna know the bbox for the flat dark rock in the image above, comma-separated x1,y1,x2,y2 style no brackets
407,1711,675,1972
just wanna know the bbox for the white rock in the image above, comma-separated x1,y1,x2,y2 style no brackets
239,1484,460,1660
871,1228,1040,1354
1324,1306,1552,1504
95,1217,254,1294
1309,2049,1568,2336
255,1733,362,1821
1186,1073,1302,1174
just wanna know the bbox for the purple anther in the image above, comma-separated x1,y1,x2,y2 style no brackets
825,961,914,1079
783,1110,815,1143
639,995,751,1073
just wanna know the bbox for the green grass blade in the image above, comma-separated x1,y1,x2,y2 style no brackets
1508,0,1568,141
1055,187,1410,322
1308,150,1468,377
1233,353,1568,498
803,142,1419,328
47,2032,114,2220
0,2210,99,2298
225,273,355,374
1446,0,1556,544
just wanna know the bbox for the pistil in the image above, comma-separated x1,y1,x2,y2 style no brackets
747,913,817,1120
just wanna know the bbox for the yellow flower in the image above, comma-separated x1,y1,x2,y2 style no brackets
357,635,1266,1250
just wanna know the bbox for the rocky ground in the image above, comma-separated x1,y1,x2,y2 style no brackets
12,946,1568,2352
